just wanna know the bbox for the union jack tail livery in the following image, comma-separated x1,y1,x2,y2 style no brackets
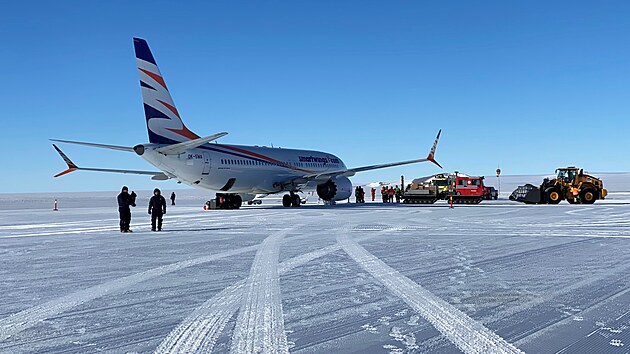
133,38,199,144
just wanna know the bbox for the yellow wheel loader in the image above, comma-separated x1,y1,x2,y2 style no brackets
510,167,607,204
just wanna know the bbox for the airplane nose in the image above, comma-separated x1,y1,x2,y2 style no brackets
133,144,145,156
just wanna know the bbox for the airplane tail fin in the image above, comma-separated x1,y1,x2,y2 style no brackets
426,129,442,169
133,38,199,144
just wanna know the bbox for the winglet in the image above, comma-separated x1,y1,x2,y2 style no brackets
53,144,79,177
426,129,442,169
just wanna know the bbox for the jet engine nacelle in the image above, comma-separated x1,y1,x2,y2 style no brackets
316,176,352,201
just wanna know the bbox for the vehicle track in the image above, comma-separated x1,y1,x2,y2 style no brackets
513,274,630,345
230,228,290,354
337,230,525,354
277,232,596,350
362,237,592,291
0,210,344,343
395,258,630,353
155,224,401,354
0,243,261,342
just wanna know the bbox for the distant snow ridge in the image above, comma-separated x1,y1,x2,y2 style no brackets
337,232,525,354
230,229,290,354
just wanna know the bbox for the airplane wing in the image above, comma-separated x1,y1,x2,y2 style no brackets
49,139,134,152
52,144,169,180
155,132,228,155
301,130,442,181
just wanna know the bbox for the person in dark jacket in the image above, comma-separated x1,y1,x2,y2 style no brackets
117,186,136,233
148,188,167,231
170,192,176,206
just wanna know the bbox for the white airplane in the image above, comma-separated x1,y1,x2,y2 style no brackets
52,38,442,209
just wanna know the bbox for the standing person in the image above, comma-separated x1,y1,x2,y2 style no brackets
117,186,136,233
395,185,402,203
381,186,387,203
355,186,361,203
148,188,167,232
170,191,176,206
388,187,395,203
371,188,376,202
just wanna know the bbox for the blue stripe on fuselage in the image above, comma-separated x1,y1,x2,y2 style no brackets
199,145,311,172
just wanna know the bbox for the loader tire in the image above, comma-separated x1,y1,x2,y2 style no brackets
580,188,596,204
544,187,562,204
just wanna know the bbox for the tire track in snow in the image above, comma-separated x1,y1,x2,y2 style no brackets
0,211,320,341
229,228,289,354
155,281,245,353
336,231,525,354
155,224,402,354
0,244,260,341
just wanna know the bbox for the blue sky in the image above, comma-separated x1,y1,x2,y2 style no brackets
1,1,628,193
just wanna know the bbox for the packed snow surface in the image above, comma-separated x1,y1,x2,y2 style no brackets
1,193,630,353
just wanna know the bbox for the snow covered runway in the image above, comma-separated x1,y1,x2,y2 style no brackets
1,200,630,353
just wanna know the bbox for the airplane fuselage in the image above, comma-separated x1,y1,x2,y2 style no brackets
52,38,441,208
138,143,347,195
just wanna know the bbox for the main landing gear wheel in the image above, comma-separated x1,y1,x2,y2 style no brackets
233,195,242,209
282,194,292,207
282,193,301,207
291,194,301,207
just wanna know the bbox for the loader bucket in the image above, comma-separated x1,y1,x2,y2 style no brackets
510,184,543,204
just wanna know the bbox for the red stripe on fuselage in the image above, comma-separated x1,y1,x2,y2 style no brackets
219,145,313,173
139,68,167,90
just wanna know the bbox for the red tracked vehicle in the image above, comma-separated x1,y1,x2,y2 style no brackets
402,173,486,204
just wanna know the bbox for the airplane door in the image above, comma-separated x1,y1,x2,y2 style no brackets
202,152,211,175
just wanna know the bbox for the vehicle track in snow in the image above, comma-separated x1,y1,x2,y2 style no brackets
389,258,630,353
0,244,260,342
282,239,618,352
246,220,615,352
0,211,324,342
155,223,400,354
229,229,290,354
337,230,525,354
263,228,594,351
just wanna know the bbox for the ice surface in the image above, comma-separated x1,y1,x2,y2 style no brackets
1,191,630,353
